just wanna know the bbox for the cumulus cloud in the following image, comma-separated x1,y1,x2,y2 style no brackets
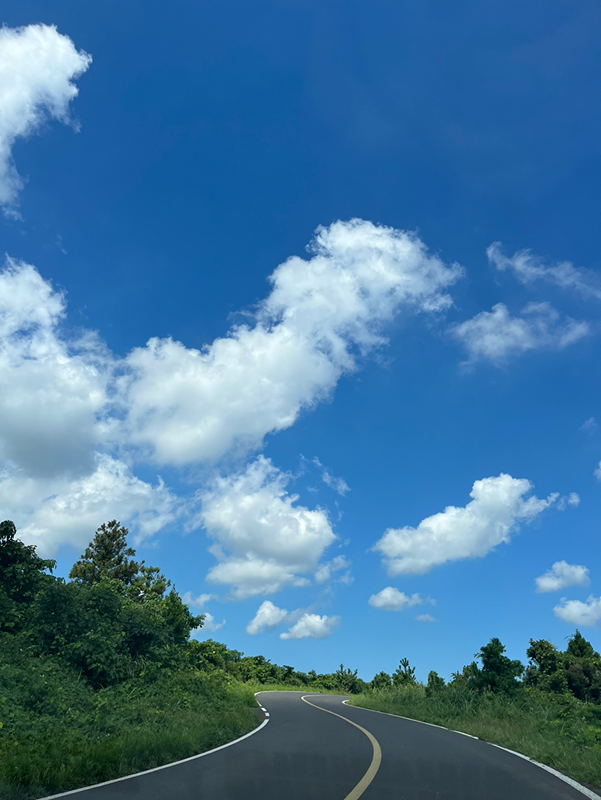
368,587,424,611
374,474,558,575
246,600,290,635
2,455,182,557
120,220,462,466
535,561,590,593
452,302,589,366
554,596,601,628
416,614,437,623
0,259,111,478
0,24,91,216
280,613,340,640
1,220,462,556
199,456,336,599
488,243,601,301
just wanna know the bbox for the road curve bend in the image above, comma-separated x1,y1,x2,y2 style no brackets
43,691,596,800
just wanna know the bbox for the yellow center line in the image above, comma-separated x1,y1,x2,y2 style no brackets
301,695,382,800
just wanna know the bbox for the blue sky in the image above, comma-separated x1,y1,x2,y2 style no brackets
1,0,600,681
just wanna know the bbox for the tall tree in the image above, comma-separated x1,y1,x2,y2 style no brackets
393,657,417,687
69,520,140,586
471,637,524,693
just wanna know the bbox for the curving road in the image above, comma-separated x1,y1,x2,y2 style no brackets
48,691,596,800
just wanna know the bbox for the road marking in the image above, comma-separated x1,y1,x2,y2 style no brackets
40,718,270,799
342,701,600,800
301,695,382,800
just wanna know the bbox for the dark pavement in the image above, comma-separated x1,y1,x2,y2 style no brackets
48,691,594,800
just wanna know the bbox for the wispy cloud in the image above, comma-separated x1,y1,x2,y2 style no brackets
488,242,601,301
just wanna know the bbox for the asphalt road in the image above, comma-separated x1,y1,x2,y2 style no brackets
49,691,594,800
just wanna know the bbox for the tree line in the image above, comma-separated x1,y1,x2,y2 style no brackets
1,518,600,703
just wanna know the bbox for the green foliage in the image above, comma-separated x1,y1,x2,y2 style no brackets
3,518,601,797
525,638,569,694
564,630,601,704
68,521,141,586
461,638,524,694
525,631,601,703
0,640,258,800
393,657,417,687
426,670,446,697
371,671,393,690
0,520,56,634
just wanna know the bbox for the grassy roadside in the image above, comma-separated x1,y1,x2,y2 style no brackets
348,684,601,792
0,667,259,800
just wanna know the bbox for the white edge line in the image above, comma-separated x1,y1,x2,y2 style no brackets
343,701,600,800
41,717,270,799
488,743,601,800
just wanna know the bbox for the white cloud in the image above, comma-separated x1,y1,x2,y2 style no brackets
181,592,216,609
0,259,111,478
580,417,598,434
199,456,336,599
416,614,437,623
374,474,557,575
246,600,289,635
120,220,462,466
554,595,601,628
0,24,91,217
322,470,350,496
191,612,226,636
314,555,351,584
595,462,601,481
2,455,182,557
368,587,423,611
311,458,350,496
535,561,590,593
280,613,340,640
557,493,580,511
452,302,589,366
0,221,462,556
488,243,601,301
200,613,226,633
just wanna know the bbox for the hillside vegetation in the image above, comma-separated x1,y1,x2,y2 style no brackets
1,519,600,798
0,520,364,799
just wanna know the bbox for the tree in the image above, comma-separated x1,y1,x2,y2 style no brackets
69,520,172,602
470,638,524,693
371,671,393,690
563,630,601,703
426,670,446,696
69,521,140,586
0,520,56,633
393,657,417,687
524,639,568,694
335,664,361,693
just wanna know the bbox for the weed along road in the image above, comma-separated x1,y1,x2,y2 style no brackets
48,691,596,800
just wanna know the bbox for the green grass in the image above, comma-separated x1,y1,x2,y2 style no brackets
0,660,259,800
348,684,601,792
